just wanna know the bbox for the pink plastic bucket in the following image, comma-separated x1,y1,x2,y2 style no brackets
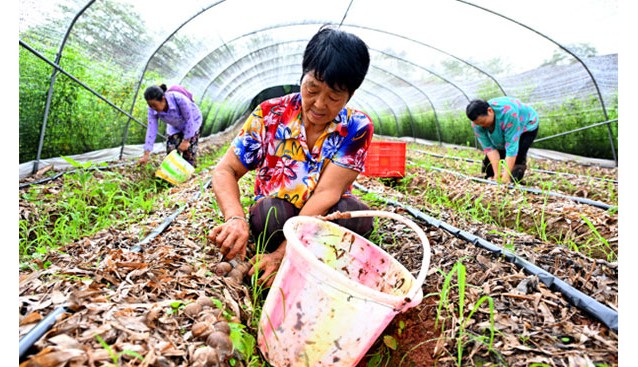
257,210,431,367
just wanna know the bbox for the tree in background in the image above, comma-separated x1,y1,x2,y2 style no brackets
541,43,598,67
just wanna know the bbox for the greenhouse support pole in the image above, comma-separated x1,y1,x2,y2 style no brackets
360,89,400,136
372,48,473,144
364,77,412,138
30,0,96,175
20,42,151,140
534,119,618,147
373,63,430,139
351,97,384,136
193,24,479,140
208,103,224,135
348,23,507,97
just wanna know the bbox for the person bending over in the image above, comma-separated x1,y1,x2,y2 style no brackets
466,97,539,183
139,84,202,167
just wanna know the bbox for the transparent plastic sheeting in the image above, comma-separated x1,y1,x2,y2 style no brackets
20,0,618,113
19,0,618,168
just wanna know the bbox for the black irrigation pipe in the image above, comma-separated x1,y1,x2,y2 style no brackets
425,165,615,211
19,172,214,360
353,182,618,333
412,149,618,184
130,175,213,253
19,162,135,190
19,305,70,362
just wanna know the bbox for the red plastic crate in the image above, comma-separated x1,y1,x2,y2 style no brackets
363,141,406,178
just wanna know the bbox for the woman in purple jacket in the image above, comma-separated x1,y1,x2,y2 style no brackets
138,84,202,166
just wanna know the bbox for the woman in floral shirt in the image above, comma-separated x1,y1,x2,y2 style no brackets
466,97,539,183
208,26,374,286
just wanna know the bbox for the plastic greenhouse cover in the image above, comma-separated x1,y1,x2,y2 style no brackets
20,0,617,112
19,0,618,171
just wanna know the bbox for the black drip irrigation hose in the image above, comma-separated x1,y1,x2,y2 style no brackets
19,306,69,362
130,176,213,252
19,161,136,190
413,149,618,184
353,182,618,333
426,166,615,211
19,173,214,361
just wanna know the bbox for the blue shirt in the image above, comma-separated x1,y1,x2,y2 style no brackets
472,97,539,157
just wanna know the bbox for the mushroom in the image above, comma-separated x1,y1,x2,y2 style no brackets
183,302,202,318
212,320,231,335
226,268,244,283
214,262,233,276
206,331,234,361
191,321,213,339
196,295,214,308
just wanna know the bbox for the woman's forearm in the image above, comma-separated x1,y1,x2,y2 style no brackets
212,164,246,219
299,189,341,217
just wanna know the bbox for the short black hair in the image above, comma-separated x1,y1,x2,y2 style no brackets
301,25,370,97
466,99,490,121
144,84,167,102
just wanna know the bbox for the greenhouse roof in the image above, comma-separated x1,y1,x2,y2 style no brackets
19,0,619,116
16,0,627,178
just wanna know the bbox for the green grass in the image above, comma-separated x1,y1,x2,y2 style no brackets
385,147,618,261
18,146,227,269
19,162,167,267
95,334,145,366
434,260,496,367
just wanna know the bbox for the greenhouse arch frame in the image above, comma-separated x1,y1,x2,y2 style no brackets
19,0,618,176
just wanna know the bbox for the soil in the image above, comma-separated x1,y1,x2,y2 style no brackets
18,136,618,367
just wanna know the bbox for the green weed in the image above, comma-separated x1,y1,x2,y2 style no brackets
19,159,166,265
580,214,617,261
95,334,145,366
435,261,495,367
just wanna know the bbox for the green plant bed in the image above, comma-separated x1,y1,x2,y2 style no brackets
18,142,228,268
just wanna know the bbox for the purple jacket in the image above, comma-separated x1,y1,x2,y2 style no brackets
167,85,194,102
144,90,202,152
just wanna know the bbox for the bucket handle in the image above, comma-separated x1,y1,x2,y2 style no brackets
317,210,431,312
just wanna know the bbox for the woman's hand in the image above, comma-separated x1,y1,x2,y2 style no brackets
178,140,190,152
499,173,511,184
208,218,249,261
249,244,286,287
138,151,150,165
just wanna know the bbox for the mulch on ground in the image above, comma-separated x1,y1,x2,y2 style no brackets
19,140,618,367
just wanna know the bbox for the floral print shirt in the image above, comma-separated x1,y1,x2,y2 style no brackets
472,96,539,157
232,93,374,209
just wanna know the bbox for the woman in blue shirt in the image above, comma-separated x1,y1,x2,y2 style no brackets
466,97,539,183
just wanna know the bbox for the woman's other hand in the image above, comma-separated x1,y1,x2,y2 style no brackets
138,151,150,165
248,244,286,287
178,140,190,152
